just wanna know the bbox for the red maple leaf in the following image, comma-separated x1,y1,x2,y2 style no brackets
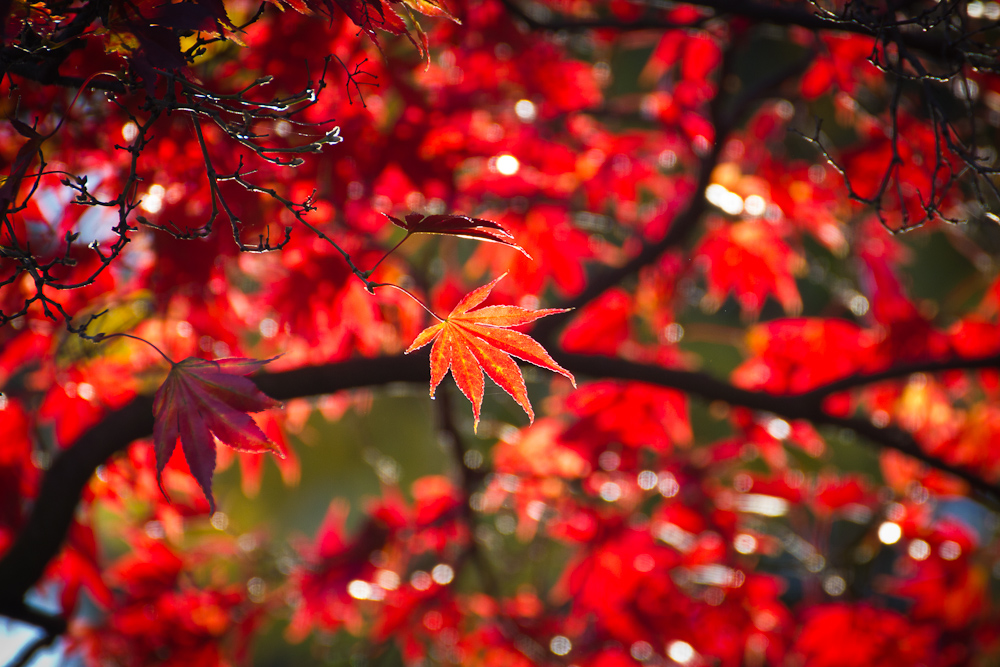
152,356,283,511
405,274,574,429
386,212,529,257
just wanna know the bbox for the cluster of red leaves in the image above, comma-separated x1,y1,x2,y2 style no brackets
287,477,467,660
73,538,260,667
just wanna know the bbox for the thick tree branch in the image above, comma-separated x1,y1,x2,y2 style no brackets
5,346,1000,629
528,151,714,343
0,601,66,641
499,0,977,62
530,55,728,343
0,396,154,610
796,351,1000,400
550,351,1000,505
0,354,427,619
533,45,812,344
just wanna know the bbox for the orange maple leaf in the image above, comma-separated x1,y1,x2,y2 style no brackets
405,274,575,429
152,356,283,512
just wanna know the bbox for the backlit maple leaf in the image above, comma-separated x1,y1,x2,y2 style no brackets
406,274,574,430
386,213,529,257
152,357,282,512
396,0,458,21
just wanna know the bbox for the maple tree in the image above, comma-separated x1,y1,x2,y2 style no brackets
2,0,1000,665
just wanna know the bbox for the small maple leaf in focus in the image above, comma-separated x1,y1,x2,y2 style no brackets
152,357,283,512
387,213,529,257
405,274,574,430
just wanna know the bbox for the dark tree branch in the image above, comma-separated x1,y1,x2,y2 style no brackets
795,350,1000,400
0,602,66,640
0,354,427,619
530,59,727,343
533,43,813,344
549,351,1000,506
6,346,1000,631
434,385,550,662
498,0,984,63
0,395,154,609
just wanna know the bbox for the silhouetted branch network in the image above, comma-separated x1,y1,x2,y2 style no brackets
0,6,373,330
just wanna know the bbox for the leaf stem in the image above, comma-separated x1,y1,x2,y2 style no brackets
369,282,443,321
365,234,411,278
97,332,176,365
